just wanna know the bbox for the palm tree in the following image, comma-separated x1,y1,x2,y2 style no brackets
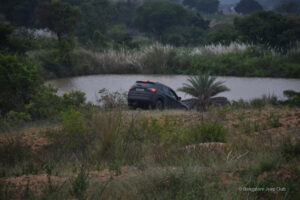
178,74,230,111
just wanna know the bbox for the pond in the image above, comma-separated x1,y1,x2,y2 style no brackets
46,75,300,104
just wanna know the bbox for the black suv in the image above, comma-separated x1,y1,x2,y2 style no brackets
128,80,188,110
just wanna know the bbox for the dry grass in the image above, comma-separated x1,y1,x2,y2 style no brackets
1,107,299,199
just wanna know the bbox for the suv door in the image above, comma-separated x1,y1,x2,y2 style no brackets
169,89,182,108
162,86,179,108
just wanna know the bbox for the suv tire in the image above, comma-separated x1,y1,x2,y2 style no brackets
155,100,164,110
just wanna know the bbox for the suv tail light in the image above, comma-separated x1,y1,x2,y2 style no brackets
148,88,156,92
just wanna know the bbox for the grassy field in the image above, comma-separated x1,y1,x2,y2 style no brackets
0,106,300,199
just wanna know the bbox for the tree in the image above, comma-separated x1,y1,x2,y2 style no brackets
134,1,189,34
0,23,14,50
0,23,34,53
235,0,263,14
183,0,220,13
134,0,209,45
35,1,82,41
206,25,241,45
275,0,300,14
0,0,43,27
0,53,40,114
234,11,300,50
178,74,230,111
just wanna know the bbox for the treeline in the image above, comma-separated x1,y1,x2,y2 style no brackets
1,0,300,48
0,0,300,78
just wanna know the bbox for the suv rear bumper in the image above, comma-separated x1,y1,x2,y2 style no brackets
128,96,155,108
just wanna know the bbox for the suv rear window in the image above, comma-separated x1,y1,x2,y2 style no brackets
134,81,155,88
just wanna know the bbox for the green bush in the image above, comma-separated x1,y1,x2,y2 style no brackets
26,85,63,119
6,111,31,124
146,172,205,200
70,167,89,200
184,121,227,144
0,53,40,114
280,138,300,161
63,90,86,108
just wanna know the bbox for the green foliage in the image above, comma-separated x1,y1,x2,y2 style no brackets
141,45,179,73
35,1,82,40
6,111,31,124
107,25,134,49
63,90,86,108
59,109,90,155
0,0,40,27
235,0,263,14
283,90,300,107
0,23,14,51
26,86,86,120
180,46,300,78
26,85,63,119
283,90,300,98
185,121,227,144
134,1,208,45
0,136,32,167
206,26,241,45
178,73,230,111
70,0,117,43
134,1,188,34
151,172,205,200
280,138,300,161
0,53,40,114
267,112,281,128
162,25,205,46
275,0,300,14
183,0,220,13
70,167,89,200
257,158,277,174
59,35,76,64
234,11,300,50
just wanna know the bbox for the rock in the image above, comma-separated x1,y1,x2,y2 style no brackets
182,97,231,110
209,97,231,107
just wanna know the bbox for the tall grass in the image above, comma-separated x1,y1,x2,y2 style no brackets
30,42,300,78
1,106,300,199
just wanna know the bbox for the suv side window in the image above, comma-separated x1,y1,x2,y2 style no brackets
163,86,177,99
162,86,169,94
169,90,178,99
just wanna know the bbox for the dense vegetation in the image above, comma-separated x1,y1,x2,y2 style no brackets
0,0,299,79
235,0,263,14
1,101,300,199
0,1,299,199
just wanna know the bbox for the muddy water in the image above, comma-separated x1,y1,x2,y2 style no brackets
46,75,300,104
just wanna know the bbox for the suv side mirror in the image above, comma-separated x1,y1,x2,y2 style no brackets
178,97,181,101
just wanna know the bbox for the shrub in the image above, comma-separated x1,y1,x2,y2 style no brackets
5,111,31,124
63,90,86,108
97,88,127,109
280,138,300,161
147,171,205,200
0,53,40,114
0,136,32,167
26,85,63,119
70,167,89,200
283,90,300,107
184,121,227,144
267,112,281,128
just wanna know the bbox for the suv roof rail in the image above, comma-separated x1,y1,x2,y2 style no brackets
136,80,155,84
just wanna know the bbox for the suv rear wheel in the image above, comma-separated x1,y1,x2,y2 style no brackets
155,100,164,110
